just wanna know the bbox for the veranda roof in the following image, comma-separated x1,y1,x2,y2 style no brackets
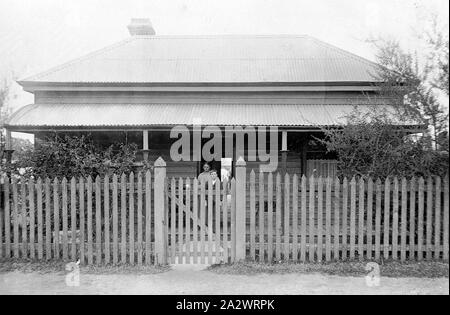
6,103,405,130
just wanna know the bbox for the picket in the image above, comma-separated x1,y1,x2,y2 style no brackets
21,180,27,259
137,173,143,266
341,178,348,260
392,177,399,260
350,177,356,260
129,173,135,265
70,177,77,261
87,177,93,265
112,175,119,265
366,178,373,260
145,171,152,265
96,176,102,265
230,179,236,262
284,174,290,261
308,176,315,262
53,178,60,259
120,174,127,264
417,177,425,261
29,178,35,260
193,178,199,264
434,177,441,260
374,179,382,261
45,178,51,260
383,178,391,260
325,177,332,262
400,178,408,261
179,178,185,264
316,176,323,262
443,176,449,260
250,171,256,260
258,172,265,262
292,174,299,262
214,179,219,264
200,181,206,264
275,173,282,261
221,178,228,263
12,178,19,259
358,178,365,260
409,178,416,260
62,178,68,261
4,178,11,259
79,177,85,264
187,178,192,264
267,173,274,263
104,175,111,265
334,178,340,260
426,178,433,261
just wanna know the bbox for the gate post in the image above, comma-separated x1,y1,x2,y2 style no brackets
154,157,167,265
235,157,247,261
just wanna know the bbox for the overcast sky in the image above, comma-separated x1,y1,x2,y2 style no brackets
0,0,449,111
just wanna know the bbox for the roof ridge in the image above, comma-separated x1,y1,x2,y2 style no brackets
20,37,136,82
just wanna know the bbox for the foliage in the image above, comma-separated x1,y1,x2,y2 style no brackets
2,134,148,179
319,108,448,179
321,22,449,179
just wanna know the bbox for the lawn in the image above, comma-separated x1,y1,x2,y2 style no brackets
0,259,170,275
207,260,449,278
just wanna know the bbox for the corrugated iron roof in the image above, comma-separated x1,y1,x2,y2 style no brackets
6,103,401,129
21,35,381,84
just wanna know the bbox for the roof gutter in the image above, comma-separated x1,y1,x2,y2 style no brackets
18,81,382,93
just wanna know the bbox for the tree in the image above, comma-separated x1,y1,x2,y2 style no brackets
320,21,449,179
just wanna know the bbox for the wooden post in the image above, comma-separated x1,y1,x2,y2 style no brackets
153,157,167,265
142,130,149,161
4,129,13,163
235,156,246,261
300,137,308,177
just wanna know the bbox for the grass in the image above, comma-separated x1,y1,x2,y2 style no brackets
0,259,170,275
207,260,449,278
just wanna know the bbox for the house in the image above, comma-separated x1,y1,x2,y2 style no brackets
5,18,397,179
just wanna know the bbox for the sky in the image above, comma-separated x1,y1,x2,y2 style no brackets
0,0,448,112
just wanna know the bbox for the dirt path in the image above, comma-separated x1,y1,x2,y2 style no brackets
0,264,448,295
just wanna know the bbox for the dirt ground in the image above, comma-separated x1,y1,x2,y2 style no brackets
0,264,448,295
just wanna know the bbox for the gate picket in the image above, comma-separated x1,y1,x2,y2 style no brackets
221,178,228,263
284,174,290,261
193,179,199,264
259,172,265,262
275,173,282,261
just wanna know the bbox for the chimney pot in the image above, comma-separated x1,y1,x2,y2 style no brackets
127,18,155,36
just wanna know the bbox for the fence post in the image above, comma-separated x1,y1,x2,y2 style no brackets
235,157,246,261
154,157,167,265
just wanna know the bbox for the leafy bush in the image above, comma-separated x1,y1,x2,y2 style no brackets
319,107,449,179
2,135,149,179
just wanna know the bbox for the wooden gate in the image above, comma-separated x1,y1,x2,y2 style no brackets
166,178,236,264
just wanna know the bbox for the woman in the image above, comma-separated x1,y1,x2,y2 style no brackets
197,162,212,184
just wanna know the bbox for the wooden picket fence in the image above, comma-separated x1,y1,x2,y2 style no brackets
244,172,449,262
0,157,449,265
0,172,157,265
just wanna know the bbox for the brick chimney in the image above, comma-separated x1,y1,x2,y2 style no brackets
127,18,155,36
